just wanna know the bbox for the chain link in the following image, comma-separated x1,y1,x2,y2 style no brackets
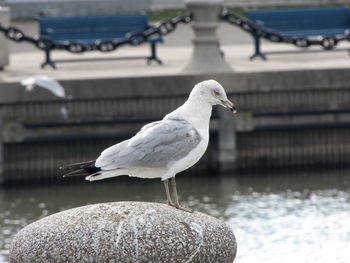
219,9,350,50
0,13,192,53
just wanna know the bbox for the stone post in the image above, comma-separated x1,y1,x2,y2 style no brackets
0,6,10,70
183,0,231,73
10,202,237,263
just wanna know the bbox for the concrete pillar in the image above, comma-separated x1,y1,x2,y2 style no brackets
218,106,237,172
183,0,231,73
0,113,3,184
0,6,10,70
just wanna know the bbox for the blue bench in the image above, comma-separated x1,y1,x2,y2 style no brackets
38,14,163,69
245,7,350,60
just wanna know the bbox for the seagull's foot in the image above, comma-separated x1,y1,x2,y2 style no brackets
166,201,193,213
174,204,194,213
166,200,175,207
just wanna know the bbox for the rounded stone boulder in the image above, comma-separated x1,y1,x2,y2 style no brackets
10,201,236,263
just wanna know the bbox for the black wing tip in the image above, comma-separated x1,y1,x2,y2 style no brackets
60,160,99,178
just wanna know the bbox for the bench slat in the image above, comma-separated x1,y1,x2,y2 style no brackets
39,14,149,40
281,28,349,37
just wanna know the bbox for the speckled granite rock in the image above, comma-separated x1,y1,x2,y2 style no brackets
10,202,236,263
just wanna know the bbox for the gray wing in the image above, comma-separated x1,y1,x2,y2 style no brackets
95,118,202,170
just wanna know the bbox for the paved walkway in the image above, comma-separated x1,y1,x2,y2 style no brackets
1,21,350,83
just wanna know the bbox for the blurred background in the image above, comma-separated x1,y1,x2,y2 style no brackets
1,0,350,262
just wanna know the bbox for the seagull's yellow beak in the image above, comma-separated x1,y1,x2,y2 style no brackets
221,99,237,113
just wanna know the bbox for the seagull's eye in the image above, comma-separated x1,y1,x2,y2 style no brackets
213,90,220,96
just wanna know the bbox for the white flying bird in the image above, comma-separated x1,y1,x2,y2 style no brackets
21,75,66,98
21,75,71,120
61,80,237,212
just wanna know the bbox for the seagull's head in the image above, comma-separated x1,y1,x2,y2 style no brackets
191,79,237,113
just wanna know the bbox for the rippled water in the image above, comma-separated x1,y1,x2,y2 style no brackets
1,171,350,263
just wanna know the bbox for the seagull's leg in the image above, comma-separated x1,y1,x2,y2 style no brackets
163,179,174,206
170,177,193,213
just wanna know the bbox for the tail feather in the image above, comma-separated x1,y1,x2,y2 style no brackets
85,169,125,181
60,160,100,178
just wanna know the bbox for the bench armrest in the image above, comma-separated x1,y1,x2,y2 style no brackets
148,37,163,44
42,28,55,36
256,20,265,27
145,25,164,42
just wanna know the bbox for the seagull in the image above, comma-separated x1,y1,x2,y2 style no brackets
21,75,72,120
60,80,237,212
20,75,66,98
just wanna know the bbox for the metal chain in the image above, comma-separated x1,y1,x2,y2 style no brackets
0,13,192,53
219,9,350,50
2,10,349,51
